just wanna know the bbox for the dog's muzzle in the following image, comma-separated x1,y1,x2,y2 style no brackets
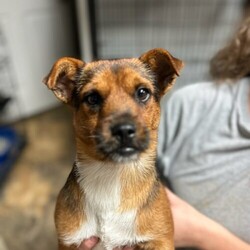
111,122,137,156
95,115,149,161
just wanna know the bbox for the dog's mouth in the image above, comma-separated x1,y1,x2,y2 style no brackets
98,142,148,162
117,146,137,156
95,120,149,162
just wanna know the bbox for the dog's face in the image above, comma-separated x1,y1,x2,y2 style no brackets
44,49,183,162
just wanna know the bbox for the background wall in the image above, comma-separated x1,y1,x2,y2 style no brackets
82,0,243,88
0,0,78,122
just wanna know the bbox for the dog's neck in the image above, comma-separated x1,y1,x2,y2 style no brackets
74,150,158,211
75,150,157,178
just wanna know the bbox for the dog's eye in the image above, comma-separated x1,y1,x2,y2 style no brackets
84,93,102,106
136,88,151,103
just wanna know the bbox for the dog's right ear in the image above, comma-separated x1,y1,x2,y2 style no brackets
43,57,85,104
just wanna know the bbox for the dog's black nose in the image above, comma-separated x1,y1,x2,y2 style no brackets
112,123,136,142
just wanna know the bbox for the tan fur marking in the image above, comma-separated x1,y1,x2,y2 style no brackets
136,186,174,250
119,157,156,211
119,133,158,212
55,169,85,243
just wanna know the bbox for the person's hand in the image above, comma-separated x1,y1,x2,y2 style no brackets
166,188,250,250
78,237,133,250
166,189,204,248
78,237,99,250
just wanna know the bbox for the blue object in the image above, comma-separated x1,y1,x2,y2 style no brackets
0,126,25,185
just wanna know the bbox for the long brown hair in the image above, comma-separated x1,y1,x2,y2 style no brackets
210,17,250,81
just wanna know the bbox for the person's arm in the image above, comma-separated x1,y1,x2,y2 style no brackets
166,189,250,250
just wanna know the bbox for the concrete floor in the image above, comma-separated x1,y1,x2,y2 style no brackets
0,106,75,250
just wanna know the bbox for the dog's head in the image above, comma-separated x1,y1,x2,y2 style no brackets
44,48,183,162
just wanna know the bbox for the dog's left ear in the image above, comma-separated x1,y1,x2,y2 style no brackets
139,48,184,96
43,57,85,105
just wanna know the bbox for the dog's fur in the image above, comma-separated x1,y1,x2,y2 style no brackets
44,48,183,250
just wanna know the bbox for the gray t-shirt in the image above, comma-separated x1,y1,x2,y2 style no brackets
158,78,250,243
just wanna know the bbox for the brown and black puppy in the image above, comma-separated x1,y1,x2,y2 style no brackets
44,48,183,250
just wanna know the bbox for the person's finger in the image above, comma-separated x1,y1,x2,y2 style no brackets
78,237,99,250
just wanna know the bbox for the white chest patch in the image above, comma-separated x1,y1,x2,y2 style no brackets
62,161,151,250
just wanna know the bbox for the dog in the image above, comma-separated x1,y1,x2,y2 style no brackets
43,48,183,250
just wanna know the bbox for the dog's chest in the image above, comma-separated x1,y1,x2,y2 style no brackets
85,205,140,250
72,163,150,249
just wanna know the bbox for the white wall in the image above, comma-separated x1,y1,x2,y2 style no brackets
0,0,78,121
